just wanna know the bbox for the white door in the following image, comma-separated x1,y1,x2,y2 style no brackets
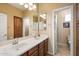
0,13,7,41
53,12,58,55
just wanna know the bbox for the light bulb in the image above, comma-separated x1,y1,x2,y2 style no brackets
28,7,32,11
43,14,46,17
33,4,36,9
24,4,28,8
19,3,24,5
40,15,42,17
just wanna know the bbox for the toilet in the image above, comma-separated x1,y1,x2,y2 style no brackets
67,35,70,50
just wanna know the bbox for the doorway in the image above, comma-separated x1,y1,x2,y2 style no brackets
52,5,74,56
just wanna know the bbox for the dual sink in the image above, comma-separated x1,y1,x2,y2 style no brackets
0,37,41,56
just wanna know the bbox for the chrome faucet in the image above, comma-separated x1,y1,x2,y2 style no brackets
12,39,20,50
12,39,18,45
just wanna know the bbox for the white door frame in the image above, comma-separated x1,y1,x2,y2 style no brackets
52,4,74,56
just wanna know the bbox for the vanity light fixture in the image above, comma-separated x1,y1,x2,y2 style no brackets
40,13,46,19
28,7,33,11
32,4,36,9
19,3,36,11
24,3,28,8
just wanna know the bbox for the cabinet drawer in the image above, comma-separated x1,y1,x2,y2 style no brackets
28,46,38,55
30,50,38,56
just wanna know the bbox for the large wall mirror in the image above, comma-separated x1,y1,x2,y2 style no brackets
33,15,38,30
33,12,47,30
39,12,47,30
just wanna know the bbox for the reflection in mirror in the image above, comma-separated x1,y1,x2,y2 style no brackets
0,3,36,41
14,16,23,38
33,13,47,30
39,13,47,30
23,17,29,36
33,15,38,30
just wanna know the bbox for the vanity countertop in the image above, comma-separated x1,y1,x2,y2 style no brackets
0,34,48,56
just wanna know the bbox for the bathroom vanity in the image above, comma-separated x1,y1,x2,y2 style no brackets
21,38,48,56
0,34,48,56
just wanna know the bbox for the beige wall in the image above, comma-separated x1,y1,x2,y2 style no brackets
0,4,23,39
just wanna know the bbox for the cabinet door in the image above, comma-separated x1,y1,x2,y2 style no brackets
76,20,79,56
28,46,38,56
38,41,45,56
30,50,38,56
44,39,48,56
76,4,79,56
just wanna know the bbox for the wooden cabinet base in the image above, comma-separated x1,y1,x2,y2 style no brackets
27,46,38,56
44,39,48,55
21,38,48,56
76,4,79,56
38,41,45,56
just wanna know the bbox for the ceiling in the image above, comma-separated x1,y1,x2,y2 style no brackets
9,3,27,11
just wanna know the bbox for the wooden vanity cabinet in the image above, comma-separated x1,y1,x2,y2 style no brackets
21,38,48,56
44,39,48,56
29,50,38,56
21,46,38,56
38,41,45,56
76,4,79,56
27,46,38,56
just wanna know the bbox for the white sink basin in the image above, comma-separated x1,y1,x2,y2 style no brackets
10,42,27,51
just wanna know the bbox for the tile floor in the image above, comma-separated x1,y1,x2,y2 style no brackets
55,45,70,56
